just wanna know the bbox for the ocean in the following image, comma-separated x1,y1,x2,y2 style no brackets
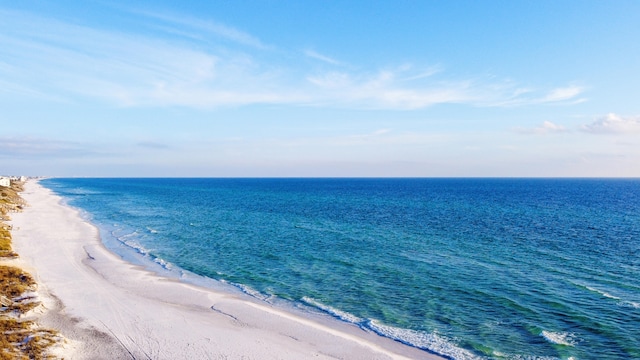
40,178,640,360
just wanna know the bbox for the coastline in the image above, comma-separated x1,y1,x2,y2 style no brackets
10,180,443,360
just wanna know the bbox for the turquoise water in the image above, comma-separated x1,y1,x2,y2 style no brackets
41,178,640,359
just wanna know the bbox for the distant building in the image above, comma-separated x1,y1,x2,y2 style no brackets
0,177,10,187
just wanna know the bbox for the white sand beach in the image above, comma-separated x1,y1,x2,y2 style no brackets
9,181,442,360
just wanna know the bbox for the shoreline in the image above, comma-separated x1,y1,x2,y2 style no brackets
11,180,444,359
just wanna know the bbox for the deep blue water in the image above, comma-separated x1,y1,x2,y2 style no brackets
40,178,640,360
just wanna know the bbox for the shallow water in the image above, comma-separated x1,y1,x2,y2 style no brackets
41,178,640,359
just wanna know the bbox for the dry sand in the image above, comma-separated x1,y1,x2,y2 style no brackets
10,181,443,360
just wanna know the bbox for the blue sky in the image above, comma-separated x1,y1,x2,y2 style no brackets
1,0,639,177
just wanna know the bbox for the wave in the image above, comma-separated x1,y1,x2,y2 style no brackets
117,229,140,241
585,285,620,300
111,230,174,271
301,297,363,324
152,257,172,270
61,188,103,196
489,352,559,360
229,282,273,302
116,236,147,256
367,320,482,360
621,300,640,309
301,297,481,360
540,330,578,347
583,284,640,308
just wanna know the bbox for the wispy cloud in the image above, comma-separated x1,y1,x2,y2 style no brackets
306,69,478,109
400,65,443,81
540,85,585,103
513,121,568,135
0,9,588,111
0,137,93,158
280,128,446,148
131,9,270,49
582,113,640,134
489,85,587,107
304,49,342,65
0,9,303,108
137,141,171,149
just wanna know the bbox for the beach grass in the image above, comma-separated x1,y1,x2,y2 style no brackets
0,227,17,258
0,265,59,360
0,181,60,359
0,318,59,360
1,183,24,258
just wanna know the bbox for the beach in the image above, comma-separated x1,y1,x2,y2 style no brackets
9,180,441,360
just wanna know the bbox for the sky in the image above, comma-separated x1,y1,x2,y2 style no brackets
1,0,639,177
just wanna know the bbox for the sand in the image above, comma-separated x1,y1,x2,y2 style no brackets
9,180,443,360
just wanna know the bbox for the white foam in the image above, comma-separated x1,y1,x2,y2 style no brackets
300,297,481,360
541,330,578,347
585,285,640,308
153,257,172,270
122,239,149,256
301,297,363,324
621,300,640,309
367,320,482,360
112,231,176,272
496,354,558,360
234,283,271,302
585,286,620,300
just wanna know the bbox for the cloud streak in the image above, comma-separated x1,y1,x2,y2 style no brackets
514,121,568,135
306,70,478,109
0,9,587,110
137,141,171,149
132,9,271,49
0,9,305,108
304,49,342,65
487,85,587,107
0,137,94,158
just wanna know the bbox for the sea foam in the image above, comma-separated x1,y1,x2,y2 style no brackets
301,297,363,324
540,330,578,347
301,297,480,360
367,320,482,360
585,286,620,300
584,285,640,308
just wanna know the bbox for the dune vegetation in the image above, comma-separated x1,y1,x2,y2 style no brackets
1,180,61,359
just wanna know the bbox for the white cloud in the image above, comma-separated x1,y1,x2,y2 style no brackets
540,86,585,102
514,121,568,135
0,9,589,111
307,72,353,88
0,10,304,108
132,9,270,49
305,67,587,110
279,129,446,149
489,85,586,107
304,49,342,65
582,113,640,134
306,69,478,109
0,137,91,158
